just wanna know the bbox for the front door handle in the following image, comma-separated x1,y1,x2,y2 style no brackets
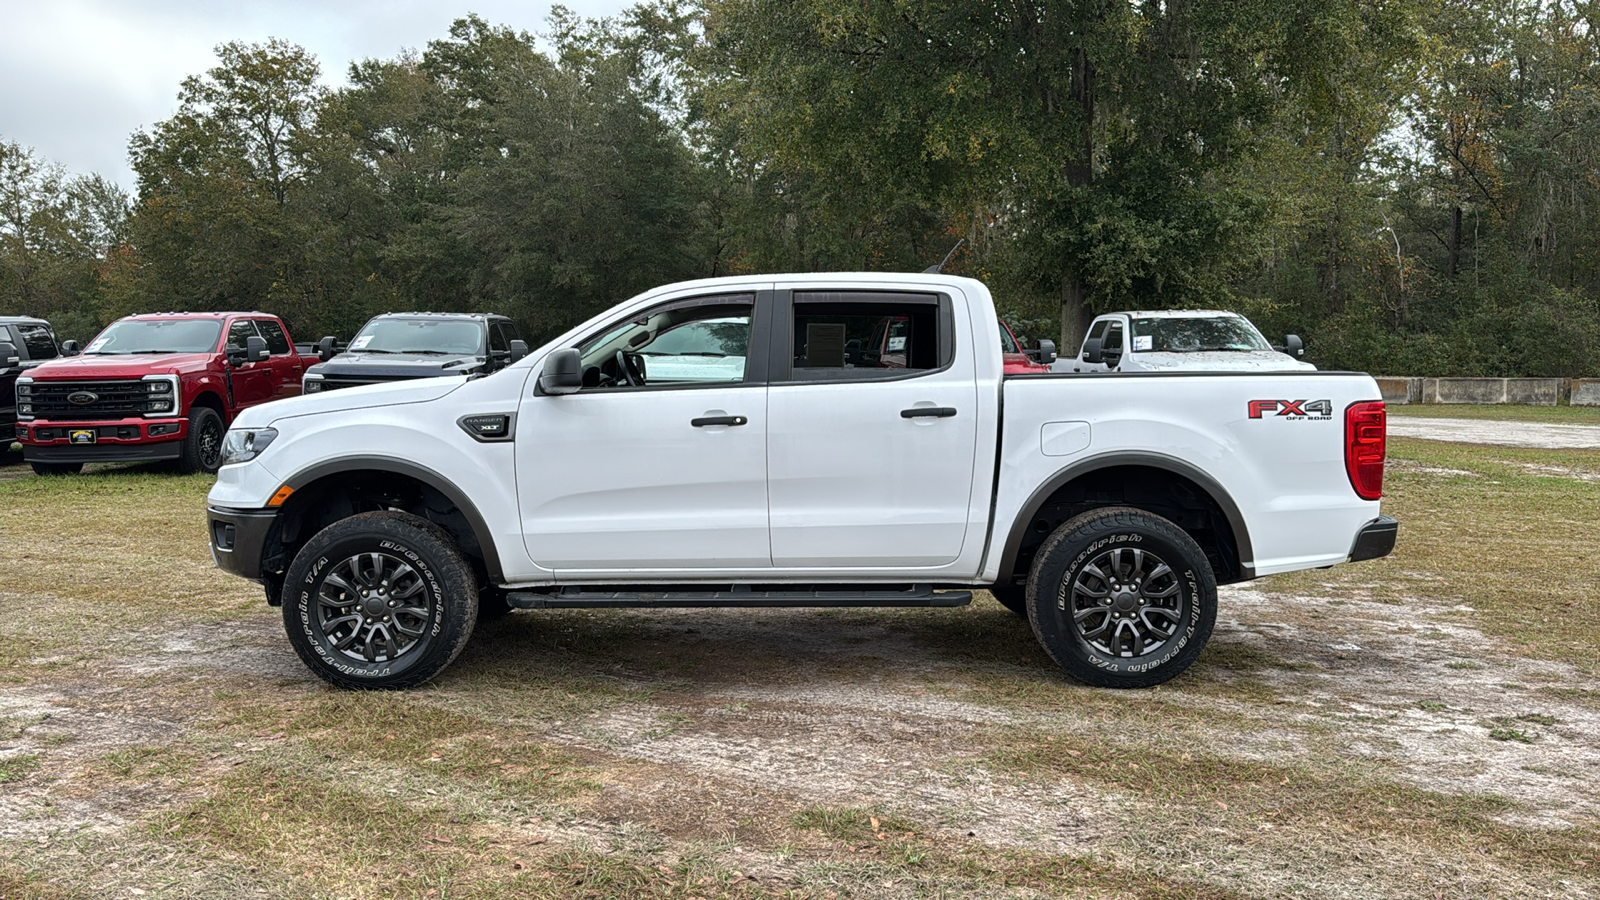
901,407,957,419
691,415,748,427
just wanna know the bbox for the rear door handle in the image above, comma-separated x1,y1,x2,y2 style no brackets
691,415,748,427
901,407,957,418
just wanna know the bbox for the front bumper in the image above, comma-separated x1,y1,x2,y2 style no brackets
1348,515,1399,562
206,506,278,583
20,416,188,462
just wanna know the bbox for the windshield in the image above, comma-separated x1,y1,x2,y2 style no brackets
1129,316,1270,353
85,319,223,354
348,318,485,355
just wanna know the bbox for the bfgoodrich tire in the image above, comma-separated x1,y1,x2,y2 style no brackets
176,406,225,475
1027,507,1216,688
282,511,478,689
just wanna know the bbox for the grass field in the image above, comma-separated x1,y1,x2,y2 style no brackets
0,439,1596,899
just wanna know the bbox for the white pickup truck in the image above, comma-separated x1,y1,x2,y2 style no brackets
1061,310,1313,374
206,273,1396,690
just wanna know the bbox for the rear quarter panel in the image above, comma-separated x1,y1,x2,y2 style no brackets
991,372,1385,580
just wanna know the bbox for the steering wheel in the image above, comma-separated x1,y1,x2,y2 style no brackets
614,350,645,387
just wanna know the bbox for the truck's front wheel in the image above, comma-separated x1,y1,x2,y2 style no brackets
1027,507,1216,688
176,406,225,475
281,511,478,689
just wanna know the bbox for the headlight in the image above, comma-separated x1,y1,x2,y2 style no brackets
141,375,180,417
220,427,278,466
16,382,31,397
303,375,323,394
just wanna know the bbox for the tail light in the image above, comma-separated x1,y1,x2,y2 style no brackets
1345,401,1386,500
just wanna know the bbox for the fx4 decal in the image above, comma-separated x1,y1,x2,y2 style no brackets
1248,399,1333,420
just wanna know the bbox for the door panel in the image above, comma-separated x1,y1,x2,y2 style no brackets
516,387,770,569
766,290,979,568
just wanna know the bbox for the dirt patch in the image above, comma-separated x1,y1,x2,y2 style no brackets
1388,417,1600,448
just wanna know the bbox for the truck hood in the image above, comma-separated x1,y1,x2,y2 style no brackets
233,376,468,429
307,352,485,380
1126,351,1316,372
26,352,218,379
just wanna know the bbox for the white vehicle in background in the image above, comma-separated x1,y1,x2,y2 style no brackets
1059,310,1313,374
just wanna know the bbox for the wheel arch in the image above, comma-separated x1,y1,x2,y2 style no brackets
258,457,503,601
190,389,227,416
995,451,1254,586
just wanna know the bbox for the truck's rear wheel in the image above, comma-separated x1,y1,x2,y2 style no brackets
1027,507,1216,688
176,406,224,475
282,511,478,689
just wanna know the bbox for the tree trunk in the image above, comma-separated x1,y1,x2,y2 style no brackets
1060,273,1091,352
1447,204,1462,279
1059,47,1095,349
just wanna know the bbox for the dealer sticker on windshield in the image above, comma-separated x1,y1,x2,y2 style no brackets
1133,335,1153,351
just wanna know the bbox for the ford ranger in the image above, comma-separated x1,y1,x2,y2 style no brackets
18,312,309,475
205,274,1396,690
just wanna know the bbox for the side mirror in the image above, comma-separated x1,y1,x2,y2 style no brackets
1081,337,1104,365
60,339,80,357
1284,334,1304,357
509,339,529,364
537,348,582,395
317,335,339,362
1035,339,1057,366
246,335,270,364
0,341,16,369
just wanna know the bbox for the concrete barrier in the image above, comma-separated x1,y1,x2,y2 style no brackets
1573,379,1600,407
1421,377,1563,406
1374,376,1421,404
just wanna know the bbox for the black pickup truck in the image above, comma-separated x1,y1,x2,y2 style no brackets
302,312,528,393
1,316,65,453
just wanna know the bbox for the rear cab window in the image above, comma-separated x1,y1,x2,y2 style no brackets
786,291,950,381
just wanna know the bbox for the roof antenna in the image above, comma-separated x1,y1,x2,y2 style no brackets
922,238,965,274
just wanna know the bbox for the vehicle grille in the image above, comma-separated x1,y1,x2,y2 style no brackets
320,375,395,390
28,380,152,419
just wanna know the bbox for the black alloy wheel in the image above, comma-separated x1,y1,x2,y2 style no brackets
177,406,225,475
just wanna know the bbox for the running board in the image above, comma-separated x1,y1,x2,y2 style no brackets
505,585,973,610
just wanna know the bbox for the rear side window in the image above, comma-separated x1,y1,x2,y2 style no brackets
227,320,261,351
790,291,946,381
253,319,291,355
15,324,57,360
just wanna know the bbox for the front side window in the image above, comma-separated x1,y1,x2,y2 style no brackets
577,294,754,389
348,318,486,356
488,322,509,353
84,319,225,355
15,325,57,360
791,292,942,381
1130,316,1271,353
1103,322,1124,352
253,319,291,355
1081,320,1109,356
227,320,261,352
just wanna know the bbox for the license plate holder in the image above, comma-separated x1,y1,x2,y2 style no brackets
69,429,97,445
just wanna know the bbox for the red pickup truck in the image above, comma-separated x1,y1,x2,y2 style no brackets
15,312,309,476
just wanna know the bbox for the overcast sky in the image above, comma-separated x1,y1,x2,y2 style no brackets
0,0,630,190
